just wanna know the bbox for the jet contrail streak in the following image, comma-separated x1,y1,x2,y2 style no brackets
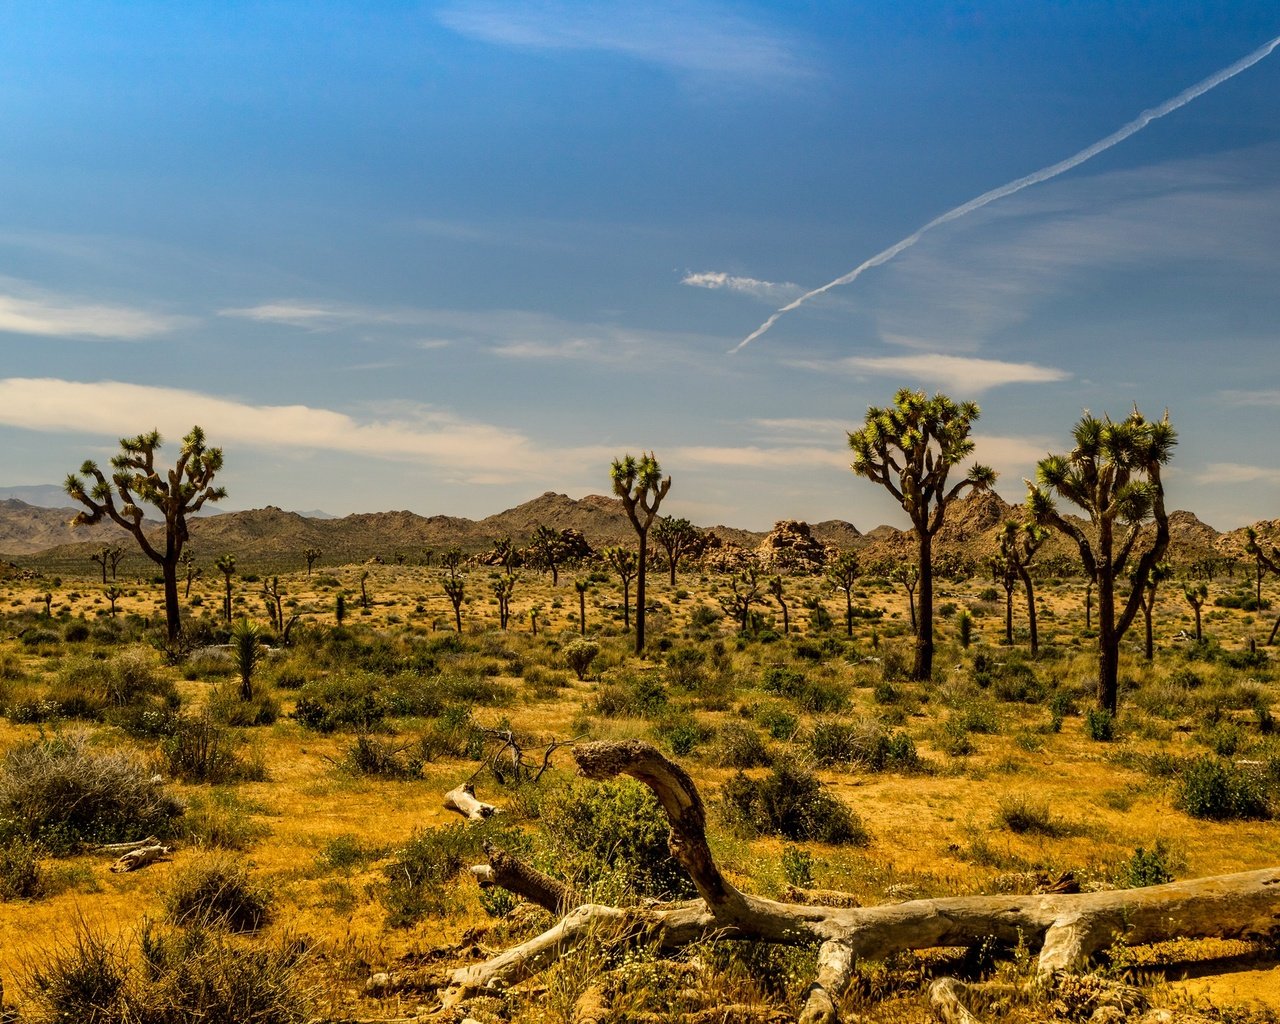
732,33,1280,353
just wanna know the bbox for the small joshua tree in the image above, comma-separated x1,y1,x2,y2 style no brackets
179,549,200,598
442,549,465,633
105,585,123,619
1183,581,1208,644
491,574,516,629
719,566,765,634
603,546,637,631
654,516,701,586
993,520,1048,653
262,576,284,631
768,575,790,635
529,525,566,586
574,579,590,636
491,537,516,574
215,555,237,624
1027,407,1175,715
65,426,225,641
303,548,321,575
611,452,671,654
1137,562,1172,662
848,390,995,680
359,570,371,610
826,551,861,637
90,545,117,584
893,563,920,634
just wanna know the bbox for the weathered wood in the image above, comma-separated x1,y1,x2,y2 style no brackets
444,782,497,821
469,844,583,914
427,741,1280,1024
109,844,171,872
93,836,161,854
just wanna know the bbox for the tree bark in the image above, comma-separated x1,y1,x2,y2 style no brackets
635,534,648,654
431,741,1280,1023
913,532,933,680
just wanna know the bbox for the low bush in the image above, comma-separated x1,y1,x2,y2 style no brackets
708,722,771,768
994,794,1061,836
292,673,391,732
161,716,266,784
760,666,848,713
807,718,920,772
1176,755,1270,821
720,760,869,846
380,818,519,925
0,836,43,900
563,638,600,681
165,854,271,932
1112,841,1176,888
337,734,425,779
0,733,183,852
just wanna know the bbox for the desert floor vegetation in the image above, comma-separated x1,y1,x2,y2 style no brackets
0,553,1277,1023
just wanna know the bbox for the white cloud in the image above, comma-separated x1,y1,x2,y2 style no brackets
752,417,849,438
0,378,576,484
670,445,848,471
437,1,808,80
682,271,804,303
0,282,182,340
791,352,1069,393
1197,462,1280,485
1217,389,1280,407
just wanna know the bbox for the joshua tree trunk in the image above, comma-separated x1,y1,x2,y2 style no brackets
1019,567,1039,655
914,532,934,680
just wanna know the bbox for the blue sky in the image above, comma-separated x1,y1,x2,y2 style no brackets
1,2,1277,531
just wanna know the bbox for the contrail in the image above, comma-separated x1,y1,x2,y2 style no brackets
732,33,1280,353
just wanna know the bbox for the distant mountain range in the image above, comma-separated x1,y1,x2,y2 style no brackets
0,486,1270,576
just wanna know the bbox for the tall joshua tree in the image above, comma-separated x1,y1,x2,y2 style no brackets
654,516,700,586
65,426,225,642
611,453,671,655
1027,408,1175,716
847,390,996,680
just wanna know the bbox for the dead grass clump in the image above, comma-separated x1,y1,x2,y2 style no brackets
165,853,271,932
994,793,1064,836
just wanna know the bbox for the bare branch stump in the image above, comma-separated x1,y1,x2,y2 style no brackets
445,782,498,821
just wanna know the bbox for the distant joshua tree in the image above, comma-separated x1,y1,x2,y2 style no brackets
1183,581,1208,644
654,516,701,586
491,537,516,574
442,548,465,633
574,579,590,636
603,546,637,631
719,566,765,634
179,549,201,598
215,554,237,624
105,585,123,619
90,545,120,584
993,520,1048,653
848,390,995,679
892,563,920,635
529,525,566,586
1136,561,1172,662
826,551,861,637
491,574,516,629
1027,408,1175,715
303,547,321,575
611,452,671,654
768,575,790,635
65,426,226,641
1243,528,1280,644
262,576,284,631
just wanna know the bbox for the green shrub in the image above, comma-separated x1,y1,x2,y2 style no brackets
761,666,848,713
0,836,43,900
0,733,183,852
595,675,668,719
720,760,869,846
563,638,600,681
994,794,1060,836
652,711,707,756
380,818,517,925
756,705,798,740
1176,756,1270,820
781,844,814,888
1112,841,1176,888
161,716,264,784
708,723,771,768
165,854,271,932
665,646,706,688
808,718,919,772
292,673,391,732
338,734,424,779
1084,708,1114,742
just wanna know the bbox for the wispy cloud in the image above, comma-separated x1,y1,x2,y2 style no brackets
1197,462,1280,485
0,280,183,340
671,445,848,471
0,378,584,485
1217,388,1280,407
682,271,804,303
751,417,849,438
791,353,1069,393
437,1,808,80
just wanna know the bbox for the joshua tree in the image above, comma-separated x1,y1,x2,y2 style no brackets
105,585,123,618
303,547,321,575
529,525,566,586
1183,581,1208,643
1243,529,1280,644
108,547,125,579
529,604,542,636
892,563,920,634
491,574,516,629
611,452,671,654
994,520,1048,654
719,566,765,634
1137,562,1172,662
826,551,861,637
215,554,237,624
359,570,371,609
90,545,121,584
262,576,284,631
491,537,517,574
768,575,790,635
179,549,201,598
848,390,995,680
603,545,637,631
1027,408,1175,716
65,426,225,641
442,549,465,633
574,579,590,636
423,549,434,568
336,592,346,625
654,516,700,586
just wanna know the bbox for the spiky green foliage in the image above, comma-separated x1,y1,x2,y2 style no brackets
1026,408,1176,714
847,390,995,679
231,619,262,701
65,426,226,640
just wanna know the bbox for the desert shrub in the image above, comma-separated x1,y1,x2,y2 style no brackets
720,760,869,846
708,722,771,768
761,666,848,713
808,718,919,772
161,716,264,784
165,853,271,932
564,638,600,681
1176,755,1270,820
595,674,668,719
206,686,280,728
0,836,43,900
420,704,486,760
338,734,424,779
756,705,798,740
292,673,391,733
26,920,309,1024
989,662,1046,704
994,794,1060,836
1084,707,1114,742
665,646,706,688
535,776,693,901
651,711,708,756
180,791,269,850
0,733,183,852
380,818,519,925
63,621,90,643
1112,841,1176,888
688,605,720,629
781,844,815,888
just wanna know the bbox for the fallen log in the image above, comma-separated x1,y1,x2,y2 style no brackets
444,782,498,821
469,843,583,914
109,844,171,872
429,740,1280,1024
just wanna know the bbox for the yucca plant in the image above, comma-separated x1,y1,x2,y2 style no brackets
231,618,261,701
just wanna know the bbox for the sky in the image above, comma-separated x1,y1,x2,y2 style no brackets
1,2,1278,532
